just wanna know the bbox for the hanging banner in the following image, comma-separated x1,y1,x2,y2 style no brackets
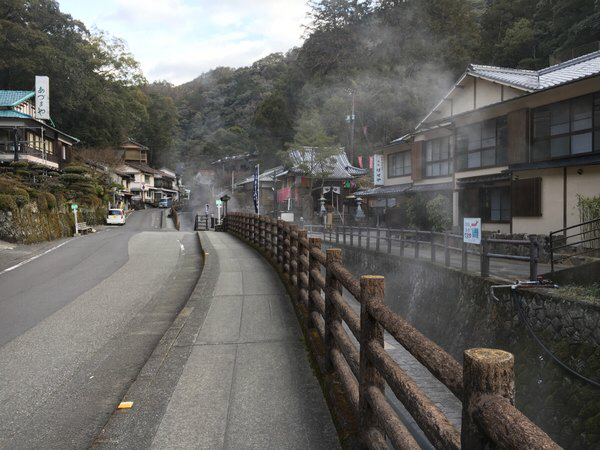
252,165,259,213
374,154,384,185
35,76,50,120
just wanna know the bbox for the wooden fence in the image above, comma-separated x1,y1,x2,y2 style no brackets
303,224,540,281
226,212,560,450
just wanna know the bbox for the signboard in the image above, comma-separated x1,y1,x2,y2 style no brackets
463,218,481,244
71,204,78,210
215,199,222,206
35,76,50,120
322,186,341,194
374,154,384,186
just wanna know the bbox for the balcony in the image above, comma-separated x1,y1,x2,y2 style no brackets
0,141,60,168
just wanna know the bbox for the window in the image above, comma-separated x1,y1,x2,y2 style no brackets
456,117,507,170
485,187,511,222
423,137,451,177
511,178,542,217
388,151,411,178
532,93,600,161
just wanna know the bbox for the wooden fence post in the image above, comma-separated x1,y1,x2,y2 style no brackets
283,223,290,274
350,227,354,247
307,237,321,328
376,227,381,252
366,227,370,250
430,232,436,262
399,231,405,257
359,275,386,440
336,226,340,244
387,228,392,254
445,232,450,266
462,240,468,271
277,220,283,269
290,224,298,287
480,237,490,278
529,235,539,281
461,348,515,449
358,227,363,248
324,248,342,372
414,230,420,258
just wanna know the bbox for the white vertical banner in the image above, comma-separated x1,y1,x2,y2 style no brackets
374,153,384,185
35,76,50,120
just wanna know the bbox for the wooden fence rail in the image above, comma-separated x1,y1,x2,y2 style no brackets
306,224,539,281
225,213,560,450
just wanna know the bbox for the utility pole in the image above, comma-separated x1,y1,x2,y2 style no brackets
13,127,19,161
350,91,355,165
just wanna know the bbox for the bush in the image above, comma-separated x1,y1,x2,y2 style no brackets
13,188,30,202
14,194,28,207
0,194,17,211
60,173,87,184
45,192,57,210
10,161,28,169
36,194,48,211
405,194,429,229
425,194,452,232
63,165,89,175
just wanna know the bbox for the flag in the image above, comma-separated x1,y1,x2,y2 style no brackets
369,156,374,169
252,165,259,213
357,156,363,168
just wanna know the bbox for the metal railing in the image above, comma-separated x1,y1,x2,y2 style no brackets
0,141,60,163
301,224,539,281
225,212,560,450
549,217,600,274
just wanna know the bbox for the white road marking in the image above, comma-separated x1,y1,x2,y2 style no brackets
0,239,72,276
177,239,185,253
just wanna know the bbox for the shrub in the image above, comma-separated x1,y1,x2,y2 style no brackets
45,192,57,210
0,194,17,211
14,194,28,208
426,194,453,232
10,161,28,169
13,188,30,202
36,194,48,211
63,165,89,175
60,173,87,184
405,194,429,229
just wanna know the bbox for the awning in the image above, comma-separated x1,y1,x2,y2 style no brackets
408,182,454,193
456,173,510,186
509,153,600,171
354,183,412,198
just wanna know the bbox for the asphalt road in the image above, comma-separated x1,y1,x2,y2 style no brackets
0,209,202,449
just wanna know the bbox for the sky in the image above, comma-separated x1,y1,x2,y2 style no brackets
58,0,310,85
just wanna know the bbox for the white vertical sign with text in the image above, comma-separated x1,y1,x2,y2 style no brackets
374,154,384,185
35,76,50,120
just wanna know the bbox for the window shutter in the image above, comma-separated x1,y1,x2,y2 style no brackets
511,177,542,216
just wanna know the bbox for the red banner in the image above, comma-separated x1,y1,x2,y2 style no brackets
277,186,291,203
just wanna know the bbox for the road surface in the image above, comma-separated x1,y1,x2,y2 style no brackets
0,209,202,449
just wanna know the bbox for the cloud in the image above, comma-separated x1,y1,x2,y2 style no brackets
58,0,310,84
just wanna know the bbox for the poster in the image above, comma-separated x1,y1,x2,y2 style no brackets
463,218,481,244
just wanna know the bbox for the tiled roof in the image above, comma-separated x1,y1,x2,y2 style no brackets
0,110,32,119
354,184,412,197
468,50,600,91
0,90,34,107
124,161,162,175
288,148,369,179
237,165,286,186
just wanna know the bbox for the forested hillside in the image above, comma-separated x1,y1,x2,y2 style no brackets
2,0,599,177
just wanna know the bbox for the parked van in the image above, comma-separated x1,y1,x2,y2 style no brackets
106,209,126,225
158,198,172,208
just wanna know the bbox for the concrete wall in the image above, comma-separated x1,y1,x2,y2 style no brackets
513,166,600,235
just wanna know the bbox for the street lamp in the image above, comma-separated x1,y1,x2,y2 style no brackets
220,194,231,217
355,196,365,219
319,195,326,216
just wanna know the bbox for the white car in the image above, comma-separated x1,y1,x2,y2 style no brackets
106,209,126,225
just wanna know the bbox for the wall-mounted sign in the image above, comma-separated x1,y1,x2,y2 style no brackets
35,76,50,120
323,186,341,194
70,203,78,210
463,218,481,244
374,154,384,185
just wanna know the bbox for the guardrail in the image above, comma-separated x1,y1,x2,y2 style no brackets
549,217,600,274
225,212,560,450
302,224,539,281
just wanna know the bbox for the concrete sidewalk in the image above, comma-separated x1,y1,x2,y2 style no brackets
94,231,340,449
